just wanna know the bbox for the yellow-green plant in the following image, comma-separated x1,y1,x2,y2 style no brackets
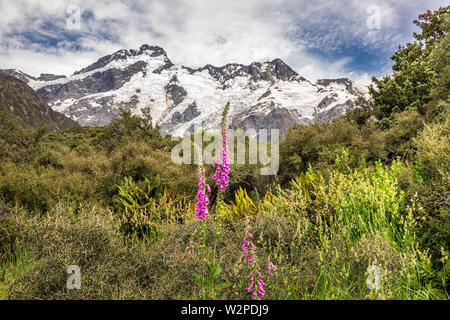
215,187,262,223
117,176,194,240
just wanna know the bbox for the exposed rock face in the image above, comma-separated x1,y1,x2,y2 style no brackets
316,78,362,96
165,75,187,109
317,94,338,110
0,71,79,130
232,101,297,137
1,69,35,83
37,74,67,81
171,101,200,125
3,44,368,135
184,59,302,88
1,69,66,83
314,99,354,121
37,60,148,102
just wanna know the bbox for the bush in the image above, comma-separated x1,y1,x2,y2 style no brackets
0,214,16,264
5,206,155,299
98,142,196,204
413,117,450,191
405,116,450,269
384,110,425,159
116,176,194,239
278,117,386,185
0,162,52,214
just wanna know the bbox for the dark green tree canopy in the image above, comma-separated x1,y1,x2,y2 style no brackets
367,6,449,128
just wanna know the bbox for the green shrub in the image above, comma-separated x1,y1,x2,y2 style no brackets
408,116,450,271
116,176,194,240
413,118,450,191
0,163,52,214
0,215,16,264
5,207,155,299
384,110,425,158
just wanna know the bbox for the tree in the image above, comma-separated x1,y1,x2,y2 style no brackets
369,6,450,128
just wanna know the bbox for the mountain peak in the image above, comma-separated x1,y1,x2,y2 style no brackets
184,58,301,84
3,44,367,134
1,69,36,83
135,44,167,57
267,58,298,81
73,44,169,76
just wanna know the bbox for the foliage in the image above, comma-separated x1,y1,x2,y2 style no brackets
95,107,175,153
278,117,385,184
0,214,16,265
2,207,156,299
116,176,194,239
0,111,196,213
216,187,261,223
369,6,449,127
193,257,231,300
400,114,450,268
0,111,45,163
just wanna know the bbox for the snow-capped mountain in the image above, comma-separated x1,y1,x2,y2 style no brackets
2,44,368,136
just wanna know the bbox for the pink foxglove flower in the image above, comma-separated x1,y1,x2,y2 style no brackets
268,257,277,276
268,262,277,275
242,231,265,299
195,164,211,221
242,232,256,261
212,104,230,191
257,274,265,298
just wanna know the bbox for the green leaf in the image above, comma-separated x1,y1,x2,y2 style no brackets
192,274,204,284
217,283,231,290
212,265,222,281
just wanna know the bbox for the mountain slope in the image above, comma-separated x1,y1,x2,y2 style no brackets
0,71,79,130
3,45,368,136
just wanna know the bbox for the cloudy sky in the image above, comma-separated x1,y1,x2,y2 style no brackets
0,0,447,83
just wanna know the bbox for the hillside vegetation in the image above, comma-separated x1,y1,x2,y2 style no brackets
0,71,79,130
0,7,448,300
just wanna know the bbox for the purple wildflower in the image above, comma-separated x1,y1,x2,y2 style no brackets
242,231,265,299
242,232,256,261
268,257,277,276
212,104,230,191
257,273,265,298
195,164,211,221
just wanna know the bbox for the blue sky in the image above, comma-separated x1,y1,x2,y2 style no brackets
0,0,447,83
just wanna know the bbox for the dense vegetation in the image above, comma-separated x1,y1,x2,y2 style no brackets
0,7,448,300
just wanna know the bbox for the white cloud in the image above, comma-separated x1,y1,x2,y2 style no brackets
0,0,447,82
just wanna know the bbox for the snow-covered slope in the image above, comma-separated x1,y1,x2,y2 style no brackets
2,44,368,136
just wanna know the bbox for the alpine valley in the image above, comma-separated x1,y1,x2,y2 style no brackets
2,44,368,136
